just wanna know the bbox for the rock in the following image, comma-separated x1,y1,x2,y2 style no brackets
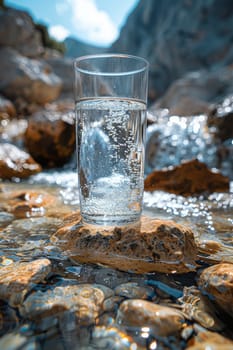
178,286,224,331
45,57,74,96
20,284,113,326
207,94,233,141
0,47,61,105
91,326,136,349
144,159,229,196
0,8,44,58
0,143,42,179
187,329,233,349
51,213,197,274
0,258,51,307
5,190,56,218
114,282,155,300
198,263,233,318
116,299,185,336
0,95,16,120
151,66,233,115
24,104,75,167
111,0,233,101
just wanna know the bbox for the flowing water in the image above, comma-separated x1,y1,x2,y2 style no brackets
0,112,232,349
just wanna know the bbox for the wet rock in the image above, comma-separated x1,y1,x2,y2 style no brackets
52,213,197,274
114,282,155,300
0,95,16,120
187,329,233,349
0,119,28,147
178,286,224,331
5,190,57,218
116,299,185,336
0,47,61,105
0,332,35,350
24,106,75,167
0,143,42,179
20,284,113,326
208,94,233,142
0,211,14,228
0,258,51,307
91,325,137,349
144,159,229,196
0,300,19,335
0,8,44,58
198,263,233,318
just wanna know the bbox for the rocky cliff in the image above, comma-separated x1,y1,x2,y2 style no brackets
111,0,233,103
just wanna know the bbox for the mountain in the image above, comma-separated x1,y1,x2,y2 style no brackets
64,37,106,58
111,0,233,101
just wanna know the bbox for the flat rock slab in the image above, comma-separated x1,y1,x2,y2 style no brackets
0,258,51,307
52,213,197,274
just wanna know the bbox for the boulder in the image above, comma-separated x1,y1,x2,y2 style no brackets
24,103,75,167
151,66,233,115
0,47,62,105
0,7,44,57
198,263,233,318
51,213,197,274
144,159,229,196
0,143,42,179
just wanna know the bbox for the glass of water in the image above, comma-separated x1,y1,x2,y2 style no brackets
74,54,149,226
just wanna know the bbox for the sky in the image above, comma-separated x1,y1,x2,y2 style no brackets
5,0,139,47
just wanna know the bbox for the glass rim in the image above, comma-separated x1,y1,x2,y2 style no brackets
74,53,149,76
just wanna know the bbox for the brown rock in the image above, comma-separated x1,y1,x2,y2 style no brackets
0,258,51,307
5,190,56,218
20,284,112,326
0,143,41,179
116,299,185,336
144,159,229,196
0,95,16,120
198,263,233,318
0,47,61,105
187,330,233,349
24,105,75,167
51,213,197,274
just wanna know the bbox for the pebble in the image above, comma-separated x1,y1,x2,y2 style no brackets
116,299,185,336
20,284,113,327
114,282,155,300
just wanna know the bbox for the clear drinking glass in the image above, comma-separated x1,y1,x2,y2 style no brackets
74,54,149,226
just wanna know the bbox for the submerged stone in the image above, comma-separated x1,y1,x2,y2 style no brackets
52,213,197,274
187,329,233,349
0,258,51,307
20,284,113,327
116,299,185,336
